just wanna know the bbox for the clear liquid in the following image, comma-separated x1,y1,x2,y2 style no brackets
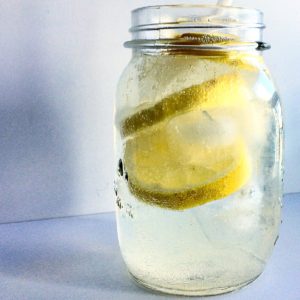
115,53,283,295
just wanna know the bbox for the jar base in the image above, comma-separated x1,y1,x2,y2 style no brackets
129,272,261,297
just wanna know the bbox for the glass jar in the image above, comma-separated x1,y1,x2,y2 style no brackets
114,5,283,296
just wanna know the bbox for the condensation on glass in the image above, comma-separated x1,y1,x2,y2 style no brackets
114,5,283,296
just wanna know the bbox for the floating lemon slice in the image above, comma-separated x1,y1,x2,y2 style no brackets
121,72,251,137
122,72,252,210
166,32,262,70
175,32,238,45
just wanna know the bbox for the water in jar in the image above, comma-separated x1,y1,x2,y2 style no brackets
114,51,282,295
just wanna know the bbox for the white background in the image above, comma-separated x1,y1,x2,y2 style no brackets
0,0,299,223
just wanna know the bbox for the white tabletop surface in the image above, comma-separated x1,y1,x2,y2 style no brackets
0,194,299,300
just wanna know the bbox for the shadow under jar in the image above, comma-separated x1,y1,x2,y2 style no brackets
114,5,283,296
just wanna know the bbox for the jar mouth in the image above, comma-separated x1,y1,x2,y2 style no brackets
130,5,265,32
126,4,268,51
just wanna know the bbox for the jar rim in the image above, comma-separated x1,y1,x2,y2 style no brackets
130,4,265,33
132,4,262,14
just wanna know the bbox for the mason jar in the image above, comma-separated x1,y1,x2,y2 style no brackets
114,5,283,296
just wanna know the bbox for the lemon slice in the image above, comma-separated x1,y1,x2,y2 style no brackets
175,32,238,45
124,110,250,210
167,32,262,70
122,71,252,210
121,72,251,137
